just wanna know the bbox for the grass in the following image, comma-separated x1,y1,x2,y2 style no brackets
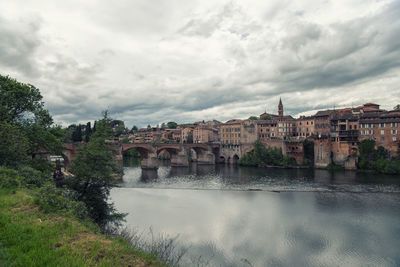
0,189,166,267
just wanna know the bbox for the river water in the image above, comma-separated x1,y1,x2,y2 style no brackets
111,159,400,266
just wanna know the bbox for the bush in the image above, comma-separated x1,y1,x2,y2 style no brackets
0,166,23,189
239,141,297,167
35,183,88,220
18,166,52,187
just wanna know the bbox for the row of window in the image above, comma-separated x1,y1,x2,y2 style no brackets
221,128,241,132
360,122,398,128
259,133,275,138
379,137,397,142
221,133,240,138
296,121,314,126
223,140,240,144
278,123,295,127
379,130,398,135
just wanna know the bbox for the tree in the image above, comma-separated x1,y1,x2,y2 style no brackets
72,124,83,142
167,121,178,129
110,119,125,137
249,116,259,120
67,112,125,229
85,122,91,142
0,75,62,167
147,124,151,130
131,125,138,132
394,104,400,111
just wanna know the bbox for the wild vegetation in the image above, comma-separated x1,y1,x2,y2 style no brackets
358,139,400,174
0,74,173,266
239,140,297,167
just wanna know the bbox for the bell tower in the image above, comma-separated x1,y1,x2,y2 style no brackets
278,98,283,116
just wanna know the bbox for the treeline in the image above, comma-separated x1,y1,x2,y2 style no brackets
239,141,298,167
358,139,400,174
64,119,127,143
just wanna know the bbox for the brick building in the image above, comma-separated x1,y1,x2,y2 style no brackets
295,116,315,138
193,126,218,143
220,119,242,146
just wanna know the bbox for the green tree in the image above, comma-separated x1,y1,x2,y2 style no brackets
167,121,178,129
0,75,62,167
67,112,125,229
131,125,138,132
393,104,400,110
72,124,83,142
85,122,92,142
248,116,259,120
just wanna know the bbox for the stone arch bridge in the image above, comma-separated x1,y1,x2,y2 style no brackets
121,143,220,168
62,143,225,169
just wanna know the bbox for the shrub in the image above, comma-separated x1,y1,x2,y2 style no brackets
0,166,23,189
35,183,88,220
18,166,52,187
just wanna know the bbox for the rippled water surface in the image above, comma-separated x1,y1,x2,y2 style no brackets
111,159,400,266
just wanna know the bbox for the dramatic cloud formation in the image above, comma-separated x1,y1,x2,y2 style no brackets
1,0,399,127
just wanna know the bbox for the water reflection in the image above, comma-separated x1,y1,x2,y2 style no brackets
111,188,400,266
121,158,400,192
114,159,400,266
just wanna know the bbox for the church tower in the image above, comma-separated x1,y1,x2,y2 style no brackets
278,98,283,116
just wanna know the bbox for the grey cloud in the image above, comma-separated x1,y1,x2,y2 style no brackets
1,0,400,128
272,1,400,90
0,16,42,77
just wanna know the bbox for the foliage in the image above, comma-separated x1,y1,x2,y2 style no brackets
67,112,125,229
260,114,272,120
0,122,29,168
72,124,83,142
248,116,259,120
303,139,314,166
124,148,140,158
18,166,52,188
358,140,400,174
393,104,400,111
239,141,297,167
131,125,138,132
120,137,130,144
110,120,125,137
34,183,88,220
0,75,48,124
0,166,23,189
167,121,178,129
0,75,62,169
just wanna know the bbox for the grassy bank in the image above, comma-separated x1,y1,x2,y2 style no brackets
0,189,165,267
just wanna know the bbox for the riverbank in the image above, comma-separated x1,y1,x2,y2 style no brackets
0,189,165,267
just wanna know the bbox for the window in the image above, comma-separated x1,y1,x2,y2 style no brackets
392,130,398,134
391,122,398,127
380,123,385,128
381,137,385,142
393,136,397,142
381,130,385,135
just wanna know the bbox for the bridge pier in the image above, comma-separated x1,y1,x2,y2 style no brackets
141,153,158,169
170,150,189,167
197,151,215,164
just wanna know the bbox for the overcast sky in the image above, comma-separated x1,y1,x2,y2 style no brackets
1,0,400,128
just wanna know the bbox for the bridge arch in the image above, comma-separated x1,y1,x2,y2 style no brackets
122,144,155,159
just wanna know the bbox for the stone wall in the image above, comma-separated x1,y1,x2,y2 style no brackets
314,139,331,168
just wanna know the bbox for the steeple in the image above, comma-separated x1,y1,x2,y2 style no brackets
278,98,283,116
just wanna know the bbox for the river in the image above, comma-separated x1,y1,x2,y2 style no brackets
111,159,400,266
